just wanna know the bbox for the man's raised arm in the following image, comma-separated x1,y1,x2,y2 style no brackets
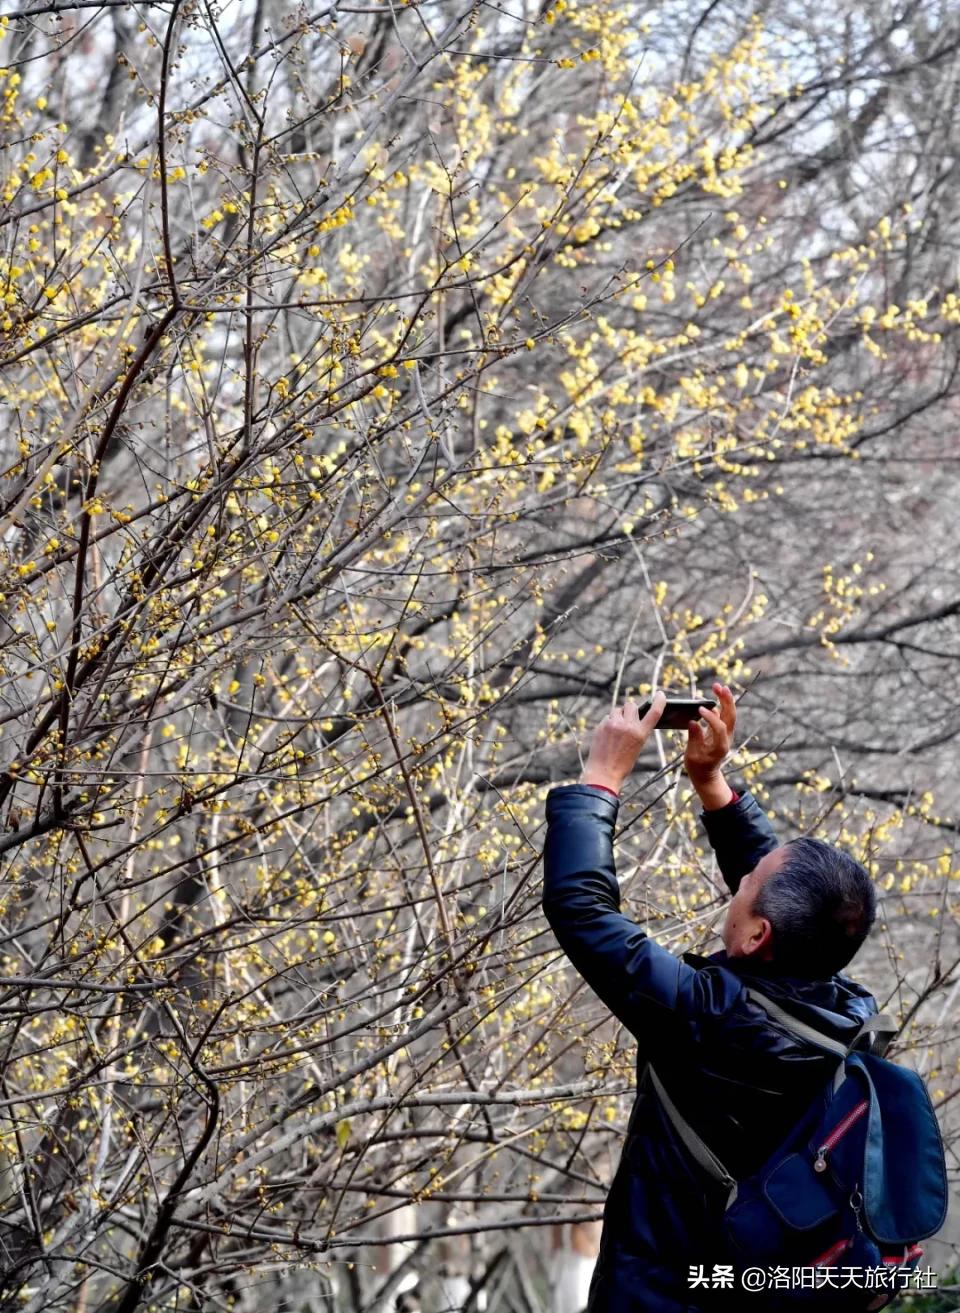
683,684,779,894
541,692,721,1044
541,688,746,1045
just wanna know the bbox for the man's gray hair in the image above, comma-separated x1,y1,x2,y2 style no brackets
752,836,877,980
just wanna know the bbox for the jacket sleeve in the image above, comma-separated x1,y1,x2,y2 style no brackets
698,788,781,895
542,784,740,1048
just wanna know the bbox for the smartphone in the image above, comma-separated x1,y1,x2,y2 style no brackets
636,695,718,731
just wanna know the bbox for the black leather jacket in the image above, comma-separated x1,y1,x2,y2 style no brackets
542,783,880,1313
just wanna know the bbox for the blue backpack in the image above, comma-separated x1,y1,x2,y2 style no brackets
647,988,948,1310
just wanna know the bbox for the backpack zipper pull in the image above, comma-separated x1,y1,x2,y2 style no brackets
813,1098,870,1173
850,1186,864,1232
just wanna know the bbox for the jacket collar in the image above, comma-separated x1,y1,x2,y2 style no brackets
682,948,794,977
681,948,878,1038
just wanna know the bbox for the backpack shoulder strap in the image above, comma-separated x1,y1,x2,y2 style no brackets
644,1064,739,1208
847,1013,899,1057
745,987,898,1059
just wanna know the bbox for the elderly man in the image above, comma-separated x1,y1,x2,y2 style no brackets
542,684,880,1312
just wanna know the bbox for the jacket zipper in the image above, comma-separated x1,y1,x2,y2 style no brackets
813,1098,869,1172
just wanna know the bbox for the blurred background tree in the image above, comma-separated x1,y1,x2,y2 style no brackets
0,0,957,1309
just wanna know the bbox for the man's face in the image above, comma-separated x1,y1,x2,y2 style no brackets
721,845,790,961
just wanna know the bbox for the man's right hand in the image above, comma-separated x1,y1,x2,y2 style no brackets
684,681,736,785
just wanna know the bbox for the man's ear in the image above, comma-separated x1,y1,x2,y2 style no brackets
744,917,775,961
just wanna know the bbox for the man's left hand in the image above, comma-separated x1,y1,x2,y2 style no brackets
579,690,667,794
